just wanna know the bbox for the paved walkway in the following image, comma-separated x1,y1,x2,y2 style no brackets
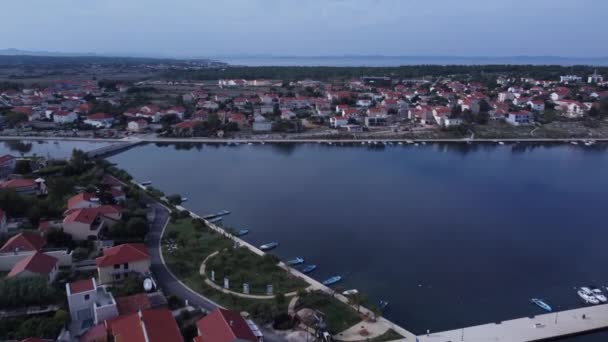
2,135,607,144
417,303,608,342
334,320,391,342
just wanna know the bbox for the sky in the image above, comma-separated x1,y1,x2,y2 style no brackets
1,0,607,58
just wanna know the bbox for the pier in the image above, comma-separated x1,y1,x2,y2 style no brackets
418,303,608,342
85,140,143,158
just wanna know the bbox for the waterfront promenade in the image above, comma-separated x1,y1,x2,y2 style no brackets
2,135,608,145
418,303,608,342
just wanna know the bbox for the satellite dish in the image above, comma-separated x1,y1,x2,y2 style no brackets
143,278,153,292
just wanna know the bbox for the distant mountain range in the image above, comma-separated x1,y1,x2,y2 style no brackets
0,48,100,57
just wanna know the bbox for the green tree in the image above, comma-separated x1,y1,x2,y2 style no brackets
4,112,28,128
14,160,32,174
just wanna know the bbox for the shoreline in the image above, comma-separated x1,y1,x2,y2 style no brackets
1,135,607,144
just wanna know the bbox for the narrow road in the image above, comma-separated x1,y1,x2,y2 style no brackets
143,196,220,312
142,195,287,342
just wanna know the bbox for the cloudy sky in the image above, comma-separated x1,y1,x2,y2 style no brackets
1,0,606,58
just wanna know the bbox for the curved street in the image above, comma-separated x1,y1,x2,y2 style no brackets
141,194,286,342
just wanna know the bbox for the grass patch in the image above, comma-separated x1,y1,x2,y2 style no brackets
298,291,361,334
162,218,232,279
162,218,303,323
371,329,404,342
205,247,306,295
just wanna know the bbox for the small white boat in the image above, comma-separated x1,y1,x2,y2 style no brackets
578,290,600,304
181,197,188,202
398,142,404,145
570,141,579,145
498,141,505,145
247,142,253,145
342,289,359,296
592,289,607,303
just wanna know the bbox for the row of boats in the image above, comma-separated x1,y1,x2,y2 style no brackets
530,286,608,312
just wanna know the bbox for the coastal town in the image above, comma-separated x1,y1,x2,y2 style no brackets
1,65,607,142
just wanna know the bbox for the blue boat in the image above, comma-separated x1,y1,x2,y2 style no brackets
322,276,342,286
301,265,317,274
260,242,279,251
287,257,304,265
531,298,552,312
235,229,249,237
203,210,231,220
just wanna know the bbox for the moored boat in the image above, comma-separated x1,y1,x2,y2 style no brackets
140,180,152,186
379,300,389,310
322,275,342,286
578,289,600,305
287,257,304,265
235,229,249,237
260,242,279,251
208,217,223,224
301,264,317,274
531,298,552,312
342,289,359,296
592,288,607,303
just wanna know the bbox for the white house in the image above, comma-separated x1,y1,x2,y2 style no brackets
84,113,114,128
444,117,463,127
330,116,349,128
560,75,582,83
588,71,604,84
506,111,532,126
356,99,373,107
53,111,78,124
127,120,148,133
527,100,545,112
252,115,272,132
66,278,118,325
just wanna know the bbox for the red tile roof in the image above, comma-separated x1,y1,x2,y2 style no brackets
67,192,97,209
0,232,46,253
88,112,112,120
95,243,149,267
0,154,15,164
69,278,95,294
196,308,257,342
141,308,184,342
0,178,37,189
109,311,146,342
63,208,99,225
8,252,58,278
109,309,183,342
116,293,151,315
79,323,108,342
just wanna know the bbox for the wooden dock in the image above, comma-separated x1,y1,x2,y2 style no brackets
418,303,608,342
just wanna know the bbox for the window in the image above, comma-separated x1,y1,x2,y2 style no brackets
114,274,121,280
113,264,120,269
123,263,129,270
84,294,90,301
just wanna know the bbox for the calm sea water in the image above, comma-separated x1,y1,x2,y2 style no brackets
108,142,608,339
218,56,608,67
0,140,111,159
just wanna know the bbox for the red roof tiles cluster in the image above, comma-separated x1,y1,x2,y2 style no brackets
8,252,57,278
95,243,149,267
196,308,258,342
0,232,46,253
